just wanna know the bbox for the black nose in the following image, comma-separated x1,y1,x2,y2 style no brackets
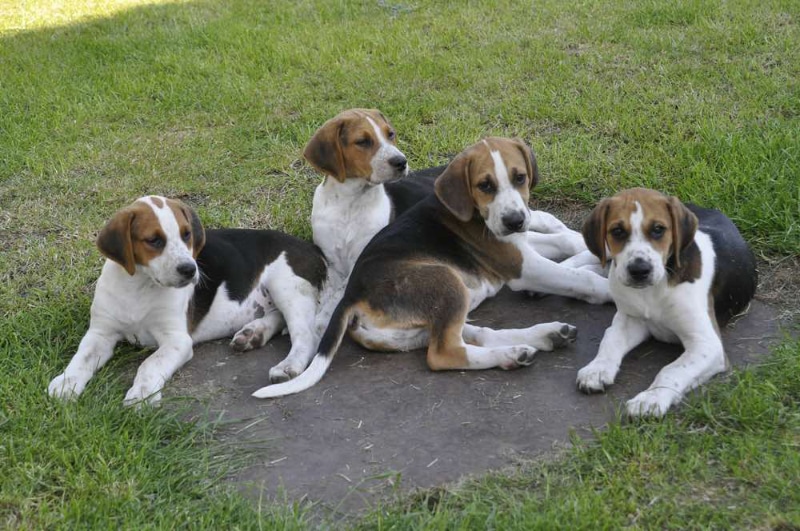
388,155,407,172
627,258,652,282
502,211,526,232
176,262,196,279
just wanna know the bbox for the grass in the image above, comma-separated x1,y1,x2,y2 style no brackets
1,0,798,528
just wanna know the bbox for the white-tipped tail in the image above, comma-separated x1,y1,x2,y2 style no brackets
251,353,333,399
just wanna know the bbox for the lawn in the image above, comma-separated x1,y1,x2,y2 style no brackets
1,0,798,528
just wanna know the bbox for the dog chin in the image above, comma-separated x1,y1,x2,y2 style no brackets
369,168,408,185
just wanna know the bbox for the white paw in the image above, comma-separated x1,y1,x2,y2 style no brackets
529,322,577,351
123,379,163,407
626,389,677,418
268,359,305,384
230,324,267,352
47,373,85,401
576,359,619,393
500,346,538,370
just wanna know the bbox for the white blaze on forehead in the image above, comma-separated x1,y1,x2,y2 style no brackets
365,115,389,146
629,201,645,241
488,148,512,189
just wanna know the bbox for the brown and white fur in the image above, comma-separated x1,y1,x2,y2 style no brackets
576,188,757,417
254,138,611,398
47,196,326,406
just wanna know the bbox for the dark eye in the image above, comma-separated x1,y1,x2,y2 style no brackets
609,227,628,240
182,230,191,243
477,179,496,194
651,224,666,239
386,130,396,141
513,172,526,185
145,236,164,249
355,137,373,148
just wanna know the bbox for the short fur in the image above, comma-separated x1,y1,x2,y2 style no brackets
576,188,757,417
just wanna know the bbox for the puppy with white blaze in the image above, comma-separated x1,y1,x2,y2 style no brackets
254,137,612,398
576,188,757,417
47,196,326,406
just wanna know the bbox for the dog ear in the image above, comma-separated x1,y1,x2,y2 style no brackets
180,202,206,259
304,117,346,182
97,207,137,275
582,198,611,267
434,151,474,222
511,138,539,189
667,196,698,268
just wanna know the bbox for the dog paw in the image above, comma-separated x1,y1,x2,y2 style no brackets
123,380,163,408
576,360,619,393
500,346,538,370
47,374,84,401
268,360,304,384
626,389,676,418
230,325,265,352
547,323,578,349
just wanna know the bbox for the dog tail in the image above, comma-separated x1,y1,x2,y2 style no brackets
251,301,353,399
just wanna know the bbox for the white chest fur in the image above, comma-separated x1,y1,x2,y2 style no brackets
311,178,392,278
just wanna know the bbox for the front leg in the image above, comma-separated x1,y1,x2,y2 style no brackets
527,210,572,234
577,312,651,393
508,245,612,304
48,328,120,400
123,332,193,407
627,328,726,418
463,322,577,351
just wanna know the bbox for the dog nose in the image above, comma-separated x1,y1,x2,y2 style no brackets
176,262,196,279
627,258,652,282
388,155,407,172
502,211,526,233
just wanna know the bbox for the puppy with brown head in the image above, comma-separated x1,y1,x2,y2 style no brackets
254,137,611,398
48,196,327,406
577,188,757,417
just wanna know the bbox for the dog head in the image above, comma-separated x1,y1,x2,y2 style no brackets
97,196,205,288
582,188,697,288
303,108,408,185
434,137,538,238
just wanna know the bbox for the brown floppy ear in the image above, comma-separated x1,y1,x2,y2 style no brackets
434,152,474,222
512,138,539,189
304,118,346,182
97,207,137,275
582,198,611,267
180,203,206,258
667,196,698,268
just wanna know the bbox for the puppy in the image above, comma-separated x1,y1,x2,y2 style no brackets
254,137,611,398
576,188,757,417
47,196,326,405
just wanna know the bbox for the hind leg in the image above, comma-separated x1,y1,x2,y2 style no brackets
230,311,286,352
462,321,577,351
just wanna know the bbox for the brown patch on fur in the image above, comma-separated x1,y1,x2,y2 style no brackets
166,198,206,258
434,137,536,223
149,196,164,208
303,108,397,182
426,321,469,370
668,240,702,286
348,300,421,351
440,215,523,283
96,202,162,275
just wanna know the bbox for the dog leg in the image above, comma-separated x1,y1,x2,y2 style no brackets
527,210,572,234
265,267,321,384
577,313,650,393
509,247,612,304
123,332,193,407
230,311,285,352
462,322,577,351
526,231,587,262
426,319,537,371
48,329,120,400
627,326,726,418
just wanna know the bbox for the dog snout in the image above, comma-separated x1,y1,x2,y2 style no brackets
388,155,407,172
626,258,652,283
501,211,526,233
176,262,197,280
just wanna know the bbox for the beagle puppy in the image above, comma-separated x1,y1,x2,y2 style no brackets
576,188,757,417
47,196,326,405
254,137,611,398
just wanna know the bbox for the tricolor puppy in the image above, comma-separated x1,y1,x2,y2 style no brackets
47,196,326,406
576,188,757,417
254,138,611,398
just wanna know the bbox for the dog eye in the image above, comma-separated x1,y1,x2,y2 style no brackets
355,137,373,148
513,172,526,185
477,180,496,194
181,230,191,242
386,130,396,141
651,225,666,239
145,236,165,249
609,227,627,240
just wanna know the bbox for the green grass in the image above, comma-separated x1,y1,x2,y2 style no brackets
1,0,798,528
